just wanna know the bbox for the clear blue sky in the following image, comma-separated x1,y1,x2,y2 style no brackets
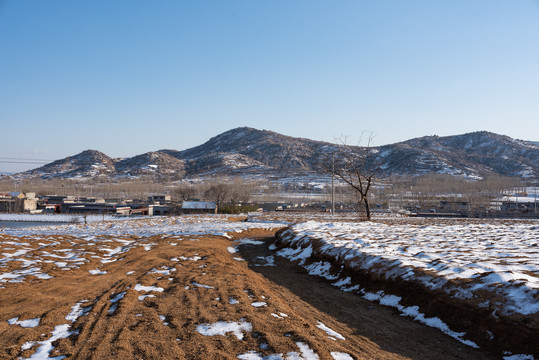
1,0,538,173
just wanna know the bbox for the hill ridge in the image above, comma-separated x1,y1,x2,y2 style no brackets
16,128,539,180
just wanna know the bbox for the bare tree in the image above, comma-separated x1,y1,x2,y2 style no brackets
204,183,231,212
228,177,258,205
174,183,198,202
329,134,381,221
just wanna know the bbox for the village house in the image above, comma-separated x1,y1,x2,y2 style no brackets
0,192,37,213
180,201,217,214
149,195,171,204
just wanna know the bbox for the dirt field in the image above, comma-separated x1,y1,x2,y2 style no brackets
0,226,498,360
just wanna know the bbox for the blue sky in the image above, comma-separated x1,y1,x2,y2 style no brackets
1,1,538,172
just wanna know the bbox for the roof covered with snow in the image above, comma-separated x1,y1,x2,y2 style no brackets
181,201,217,210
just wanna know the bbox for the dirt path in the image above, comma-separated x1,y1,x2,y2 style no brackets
238,235,494,360
0,230,493,359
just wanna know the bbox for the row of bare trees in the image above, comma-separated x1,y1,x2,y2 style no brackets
385,173,523,214
0,176,169,201
173,178,258,210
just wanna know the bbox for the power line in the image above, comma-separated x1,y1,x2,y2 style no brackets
0,157,54,161
0,160,49,164
0,157,53,165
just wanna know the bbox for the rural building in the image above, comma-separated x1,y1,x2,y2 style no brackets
149,195,171,204
181,201,217,214
500,196,537,213
65,203,120,214
115,206,132,216
0,192,37,213
151,205,172,215
8,192,25,199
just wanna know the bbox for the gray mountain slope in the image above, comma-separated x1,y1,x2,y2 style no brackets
16,127,539,180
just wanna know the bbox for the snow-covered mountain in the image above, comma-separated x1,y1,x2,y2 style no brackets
114,151,185,179
377,132,538,178
24,150,116,179
15,128,539,180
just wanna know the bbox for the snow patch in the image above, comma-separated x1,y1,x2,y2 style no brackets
196,320,252,340
316,321,345,340
8,317,40,328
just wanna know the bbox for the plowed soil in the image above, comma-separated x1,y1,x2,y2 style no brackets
0,229,493,359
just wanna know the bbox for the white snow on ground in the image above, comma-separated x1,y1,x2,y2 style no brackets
254,256,276,267
0,213,118,223
192,281,214,289
148,267,176,275
316,321,345,340
174,255,203,261
159,315,169,326
237,352,284,360
89,269,107,275
0,215,285,288
237,239,266,246
7,317,40,328
228,246,238,253
108,291,126,315
134,284,164,292
196,320,252,340
330,352,354,360
503,354,535,360
142,243,155,251
236,341,323,360
21,301,91,359
1,214,286,238
0,267,54,287
251,302,267,308
277,221,539,316
363,290,479,348
289,342,319,359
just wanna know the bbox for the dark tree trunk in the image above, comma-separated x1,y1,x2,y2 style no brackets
363,196,371,221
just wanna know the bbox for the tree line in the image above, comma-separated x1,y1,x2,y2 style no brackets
0,172,530,217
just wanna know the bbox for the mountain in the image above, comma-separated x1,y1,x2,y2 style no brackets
376,132,538,178
114,151,185,178
162,128,338,174
15,128,539,180
25,150,115,179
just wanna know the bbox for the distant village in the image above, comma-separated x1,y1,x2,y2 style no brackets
0,188,537,219
0,192,218,216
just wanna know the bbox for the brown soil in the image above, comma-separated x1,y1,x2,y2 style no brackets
0,229,495,359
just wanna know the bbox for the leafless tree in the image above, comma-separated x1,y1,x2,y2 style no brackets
204,183,231,212
174,183,198,202
228,177,258,205
329,134,381,221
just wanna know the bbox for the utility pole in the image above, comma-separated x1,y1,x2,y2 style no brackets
331,156,335,218
533,183,538,214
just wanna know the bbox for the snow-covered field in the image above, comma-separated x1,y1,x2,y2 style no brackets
0,214,286,238
275,219,538,358
0,215,286,287
0,213,119,223
276,220,539,316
